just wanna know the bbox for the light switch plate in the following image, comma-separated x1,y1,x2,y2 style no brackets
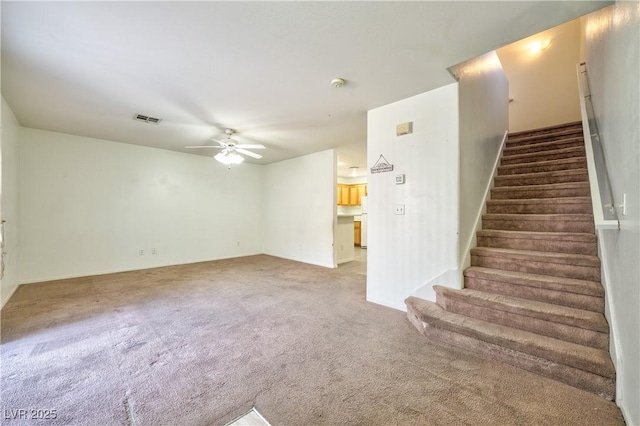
394,204,405,215
395,174,405,184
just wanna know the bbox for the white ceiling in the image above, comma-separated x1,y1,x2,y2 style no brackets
1,1,609,176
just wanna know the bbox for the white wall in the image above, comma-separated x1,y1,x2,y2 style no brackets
1,98,21,307
263,149,336,268
581,3,639,424
452,52,509,266
367,84,460,310
498,18,582,132
336,216,355,264
19,128,263,283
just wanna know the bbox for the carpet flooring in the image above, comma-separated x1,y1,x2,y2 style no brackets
1,255,625,425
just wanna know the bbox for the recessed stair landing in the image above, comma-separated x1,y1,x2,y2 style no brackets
406,121,615,399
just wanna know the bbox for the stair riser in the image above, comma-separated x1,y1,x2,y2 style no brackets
464,276,605,312
486,202,592,215
491,187,590,200
504,139,583,156
498,159,588,175
494,172,588,187
482,218,595,233
477,235,597,256
436,296,608,350
471,255,601,281
501,149,585,166
407,311,615,400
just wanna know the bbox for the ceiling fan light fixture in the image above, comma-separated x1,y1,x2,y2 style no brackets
214,151,244,165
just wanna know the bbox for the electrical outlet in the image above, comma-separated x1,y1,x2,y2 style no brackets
139,249,144,256
152,248,157,254
394,204,405,215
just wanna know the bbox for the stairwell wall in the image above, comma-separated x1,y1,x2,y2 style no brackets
581,3,639,424
1,98,21,308
406,53,509,303
452,51,509,272
367,84,460,310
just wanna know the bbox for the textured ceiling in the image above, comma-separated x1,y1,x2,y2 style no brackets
1,1,609,176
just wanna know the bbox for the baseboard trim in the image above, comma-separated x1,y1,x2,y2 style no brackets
366,296,407,312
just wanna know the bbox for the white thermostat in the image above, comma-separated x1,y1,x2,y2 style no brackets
395,174,405,184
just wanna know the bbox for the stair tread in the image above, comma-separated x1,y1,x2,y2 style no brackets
483,213,594,222
406,296,615,378
477,229,596,242
508,121,582,138
492,181,589,191
494,168,588,183
464,266,604,297
434,285,609,332
498,156,587,172
501,145,584,161
471,247,600,266
504,136,584,152
507,131,584,143
487,197,591,205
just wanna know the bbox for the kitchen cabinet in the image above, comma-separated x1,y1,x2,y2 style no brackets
354,221,362,246
337,184,367,206
349,186,359,206
339,185,350,206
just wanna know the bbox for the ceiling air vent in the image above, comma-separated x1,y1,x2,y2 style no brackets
133,113,162,124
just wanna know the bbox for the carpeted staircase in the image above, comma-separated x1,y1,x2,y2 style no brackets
406,121,615,400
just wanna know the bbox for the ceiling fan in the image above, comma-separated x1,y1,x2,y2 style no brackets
185,128,265,166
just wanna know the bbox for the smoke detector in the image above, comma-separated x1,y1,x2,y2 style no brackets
331,78,346,88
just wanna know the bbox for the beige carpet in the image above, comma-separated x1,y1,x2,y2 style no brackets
1,255,624,425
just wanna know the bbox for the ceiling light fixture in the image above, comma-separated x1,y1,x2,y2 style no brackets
331,78,346,88
529,39,551,54
214,150,244,168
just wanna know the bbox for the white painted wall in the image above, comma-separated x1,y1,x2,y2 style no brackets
19,128,263,283
581,4,639,424
1,98,22,308
367,84,460,310
498,18,582,132
452,52,509,267
263,149,336,268
336,216,355,264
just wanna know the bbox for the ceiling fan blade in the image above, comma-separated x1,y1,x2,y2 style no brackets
236,148,263,159
185,145,224,149
235,144,266,149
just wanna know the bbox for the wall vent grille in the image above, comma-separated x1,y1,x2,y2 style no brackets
133,113,162,124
